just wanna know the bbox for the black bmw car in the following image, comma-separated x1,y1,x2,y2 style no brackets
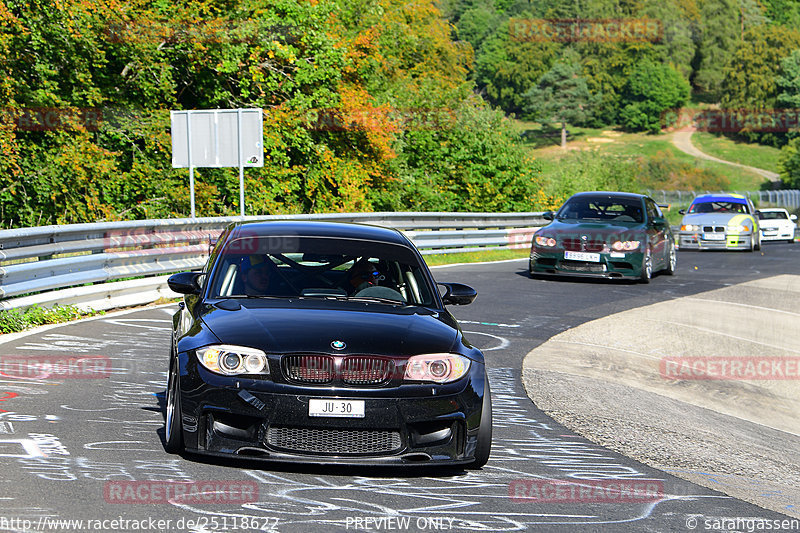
165,221,491,468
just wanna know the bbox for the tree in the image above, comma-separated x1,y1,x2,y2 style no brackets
523,55,599,148
693,0,740,97
474,17,559,115
778,137,800,188
776,49,800,108
719,24,800,145
619,58,690,133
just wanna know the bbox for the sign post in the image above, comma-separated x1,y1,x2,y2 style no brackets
170,109,264,218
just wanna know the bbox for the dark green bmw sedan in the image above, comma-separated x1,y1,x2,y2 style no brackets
529,192,676,283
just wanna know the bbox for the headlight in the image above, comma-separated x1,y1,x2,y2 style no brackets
535,235,557,247
196,345,269,376
728,224,750,233
681,224,700,232
611,240,640,251
404,354,471,383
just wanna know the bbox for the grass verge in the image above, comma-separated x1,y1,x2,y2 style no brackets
0,305,105,335
424,248,530,266
690,132,781,175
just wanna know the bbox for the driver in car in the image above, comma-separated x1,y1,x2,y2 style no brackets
347,259,382,295
241,255,273,295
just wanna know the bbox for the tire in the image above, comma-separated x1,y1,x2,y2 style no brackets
165,356,184,454
640,247,652,284
468,378,492,469
664,242,677,275
754,233,761,251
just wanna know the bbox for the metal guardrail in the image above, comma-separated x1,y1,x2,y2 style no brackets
647,189,800,210
0,213,545,312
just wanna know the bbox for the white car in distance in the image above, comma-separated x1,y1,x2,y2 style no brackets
757,208,797,243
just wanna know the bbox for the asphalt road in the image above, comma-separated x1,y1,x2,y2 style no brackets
1,243,799,533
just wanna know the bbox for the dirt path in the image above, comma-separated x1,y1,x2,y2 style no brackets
672,127,780,182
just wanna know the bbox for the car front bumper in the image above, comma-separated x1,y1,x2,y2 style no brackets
529,249,645,279
760,228,795,241
678,231,754,250
175,354,487,466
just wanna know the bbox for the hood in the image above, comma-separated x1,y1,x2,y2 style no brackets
681,213,754,226
538,219,645,240
197,299,459,356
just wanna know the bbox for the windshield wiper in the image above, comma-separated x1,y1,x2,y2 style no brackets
346,296,408,305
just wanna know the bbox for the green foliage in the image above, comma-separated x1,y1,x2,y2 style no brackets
539,149,729,201
719,24,800,146
619,58,690,133
523,54,599,130
0,0,547,228
778,137,800,188
473,18,559,114
0,304,103,334
776,49,800,108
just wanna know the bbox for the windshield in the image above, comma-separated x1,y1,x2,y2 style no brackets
557,196,644,223
758,211,788,220
688,201,749,214
207,235,435,306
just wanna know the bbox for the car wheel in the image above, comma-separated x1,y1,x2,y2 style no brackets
754,233,761,251
664,242,677,275
165,355,184,454
640,248,652,284
467,378,492,469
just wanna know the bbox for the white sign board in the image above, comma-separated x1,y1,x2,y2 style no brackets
170,109,263,168
170,108,264,217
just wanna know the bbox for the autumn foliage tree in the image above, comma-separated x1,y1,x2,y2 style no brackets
0,0,551,228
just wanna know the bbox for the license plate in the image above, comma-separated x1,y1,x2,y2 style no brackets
564,251,600,262
308,399,365,418
702,233,725,241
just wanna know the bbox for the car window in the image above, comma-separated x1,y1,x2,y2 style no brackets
758,211,789,220
557,196,644,223
687,201,747,214
645,199,659,222
207,236,436,306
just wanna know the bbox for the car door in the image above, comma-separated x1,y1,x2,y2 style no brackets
645,198,668,267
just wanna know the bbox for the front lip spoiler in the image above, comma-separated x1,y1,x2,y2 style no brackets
530,268,633,280
185,448,474,467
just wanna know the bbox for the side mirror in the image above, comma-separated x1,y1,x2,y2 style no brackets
651,216,667,226
439,283,477,306
791,214,797,221
168,272,204,295
678,209,686,215
542,211,554,221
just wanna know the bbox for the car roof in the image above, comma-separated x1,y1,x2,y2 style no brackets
568,191,647,200
226,220,411,246
691,193,749,204
758,207,788,212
